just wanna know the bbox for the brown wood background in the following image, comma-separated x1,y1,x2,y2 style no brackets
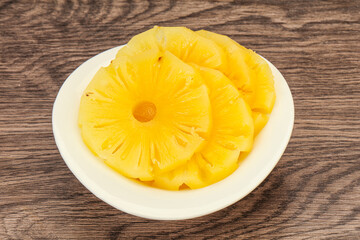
1,0,360,239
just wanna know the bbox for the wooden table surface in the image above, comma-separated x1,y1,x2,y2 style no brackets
1,0,360,239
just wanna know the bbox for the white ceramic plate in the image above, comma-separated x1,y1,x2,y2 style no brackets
52,45,294,220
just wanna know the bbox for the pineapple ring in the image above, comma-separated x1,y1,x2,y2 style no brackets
197,30,276,135
153,67,254,190
113,26,226,71
78,49,211,181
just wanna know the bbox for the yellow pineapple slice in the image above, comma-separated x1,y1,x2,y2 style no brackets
78,49,211,181
196,30,276,114
252,111,269,136
246,49,276,114
196,30,252,103
197,30,275,138
114,26,226,70
153,66,254,190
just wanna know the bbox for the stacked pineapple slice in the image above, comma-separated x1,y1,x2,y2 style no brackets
78,26,276,190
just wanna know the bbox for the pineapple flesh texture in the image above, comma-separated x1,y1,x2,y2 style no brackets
252,111,269,136
114,26,226,70
78,49,211,181
196,30,276,136
153,66,254,190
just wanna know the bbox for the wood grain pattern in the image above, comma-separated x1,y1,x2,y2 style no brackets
1,0,360,239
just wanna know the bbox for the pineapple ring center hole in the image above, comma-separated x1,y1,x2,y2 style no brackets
133,101,157,122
